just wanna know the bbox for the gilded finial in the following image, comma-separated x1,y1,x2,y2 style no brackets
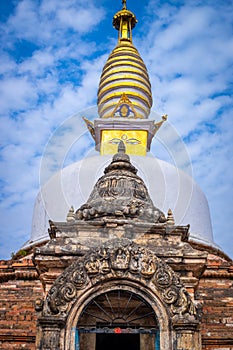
113,1,137,43
83,117,96,141
153,114,168,136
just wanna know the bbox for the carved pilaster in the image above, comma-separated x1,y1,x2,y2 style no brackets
173,315,202,350
36,317,65,350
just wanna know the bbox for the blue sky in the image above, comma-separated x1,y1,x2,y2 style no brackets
0,0,232,259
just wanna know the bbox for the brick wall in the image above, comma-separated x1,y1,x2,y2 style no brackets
196,254,233,349
0,258,43,350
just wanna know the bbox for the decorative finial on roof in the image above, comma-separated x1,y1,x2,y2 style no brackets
118,140,126,153
113,0,137,43
66,206,75,222
167,208,175,226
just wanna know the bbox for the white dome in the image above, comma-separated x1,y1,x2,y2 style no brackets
22,155,219,250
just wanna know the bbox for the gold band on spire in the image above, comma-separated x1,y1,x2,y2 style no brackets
122,0,127,10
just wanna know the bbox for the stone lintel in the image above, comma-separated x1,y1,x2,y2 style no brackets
47,220,190,242
172,315,200,330
37,316,66,328
202,337,233,346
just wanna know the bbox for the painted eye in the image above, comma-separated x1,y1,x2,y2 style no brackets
108,138,121,144
126,138,141,145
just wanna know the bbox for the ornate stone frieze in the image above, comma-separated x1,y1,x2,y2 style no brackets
42,240,198,321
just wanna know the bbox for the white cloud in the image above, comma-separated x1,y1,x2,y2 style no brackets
18,50,55,75
5,0,39,41
0,76,38,112
57,6,105,33
4,0,106,43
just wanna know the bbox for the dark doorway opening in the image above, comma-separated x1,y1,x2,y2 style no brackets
96,333,140,350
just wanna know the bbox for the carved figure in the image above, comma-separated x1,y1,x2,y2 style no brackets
112,247,130,270
85,256,100,275
98,248,110,273
141,253,156,278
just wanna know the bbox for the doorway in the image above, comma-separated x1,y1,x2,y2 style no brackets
96,333,140,350
77,290,159,349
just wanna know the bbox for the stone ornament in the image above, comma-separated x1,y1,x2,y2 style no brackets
46,263,88,315
75,142,166,224
43,240,197,319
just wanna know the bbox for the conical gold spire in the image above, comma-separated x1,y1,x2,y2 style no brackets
97,1,152,119
84,1,167,156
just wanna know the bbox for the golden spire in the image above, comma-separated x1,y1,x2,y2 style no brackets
97,1,151,120
85,1,167,156
113,0,137,44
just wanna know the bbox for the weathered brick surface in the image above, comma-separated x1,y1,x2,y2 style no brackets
196,254,233,349
0,257,43,350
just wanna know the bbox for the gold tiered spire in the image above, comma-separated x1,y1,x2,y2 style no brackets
84,1,167,156
98,1,152,120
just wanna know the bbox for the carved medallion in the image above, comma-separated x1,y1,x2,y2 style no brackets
154,262,173,289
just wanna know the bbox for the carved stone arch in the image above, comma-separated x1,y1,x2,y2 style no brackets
36,240,201,350
65,280,172,350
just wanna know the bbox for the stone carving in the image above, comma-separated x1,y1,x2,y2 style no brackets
66,206,75,222
140,250,157,278
111,246,130,270
85,254,100,275
166,208,175,225
129,246,141,274
98,248,111,273
46,263,87,315
154,261,173,288
163,286,179,305
152,262,196,316
48,220,59,239
75,143,166,224
43,241,197,320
